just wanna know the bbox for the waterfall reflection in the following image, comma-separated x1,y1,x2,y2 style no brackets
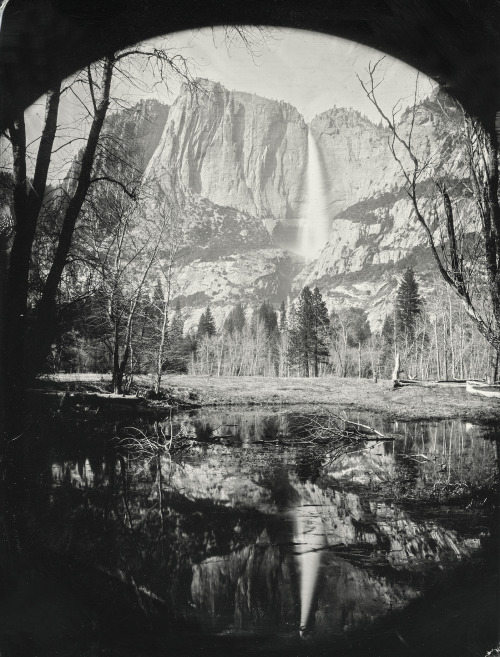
290,502,327,637
40,410,497,647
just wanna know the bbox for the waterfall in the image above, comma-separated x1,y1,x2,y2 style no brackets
299,129,330,261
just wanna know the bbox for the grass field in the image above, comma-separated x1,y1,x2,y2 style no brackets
40,373,500,422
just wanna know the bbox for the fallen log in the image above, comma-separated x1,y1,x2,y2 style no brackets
26,389,148,411
394,379,468,388
466,381,500,399
67,392,147,410
394,379,439,388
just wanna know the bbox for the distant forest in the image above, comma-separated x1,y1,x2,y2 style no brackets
50,267,495,387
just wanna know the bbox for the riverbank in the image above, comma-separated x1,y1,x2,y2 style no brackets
38,373,500,423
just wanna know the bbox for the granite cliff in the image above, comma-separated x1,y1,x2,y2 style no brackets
145,79,309,229
12,81,468,331
138,83,469,330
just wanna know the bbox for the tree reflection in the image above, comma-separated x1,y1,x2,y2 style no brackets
0,409,497,655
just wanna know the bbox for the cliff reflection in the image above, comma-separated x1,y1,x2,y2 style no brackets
43,410,496,642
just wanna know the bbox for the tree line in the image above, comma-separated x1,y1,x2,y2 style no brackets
51,266,495,384
189,268,496,380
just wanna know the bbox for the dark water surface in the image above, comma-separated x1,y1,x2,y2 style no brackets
1,407,498,656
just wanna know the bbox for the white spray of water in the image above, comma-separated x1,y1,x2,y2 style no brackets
299,129,331,261
292,504,327,637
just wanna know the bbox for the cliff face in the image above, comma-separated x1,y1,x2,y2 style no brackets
13,81,472,329
309,91,463,219
141,80,312,327
173,247,303,332
289,92,471,325
59,98,170,198
292,188,475,328
309,108,393,217
304,90,467,279
146,79,309,225
146,84,462,232
104,98,170,171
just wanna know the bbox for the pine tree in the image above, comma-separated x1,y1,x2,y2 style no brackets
151,280,165,322
232,302,246,333
197,304,216,338
279,300,287,331
258,300,278,336
289,286,314,376
289,286,330,377
170,301,183,344
381,314,394,346
224,314,235,336
395,267,422,341
224,302,245,335
341,307,371,347
165,299,188,373
197,312,207,338
311,287,330,376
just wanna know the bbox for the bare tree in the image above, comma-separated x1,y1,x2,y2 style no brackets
85,176,174,393
2,27,273,425
2,49,192,417
359,59,500,375
150,190,187,394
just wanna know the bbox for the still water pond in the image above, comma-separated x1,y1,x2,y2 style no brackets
5,408,499,656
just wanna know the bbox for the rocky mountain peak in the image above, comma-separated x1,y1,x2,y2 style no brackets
8,76,469,334
146,79,309,224
311,105,383,132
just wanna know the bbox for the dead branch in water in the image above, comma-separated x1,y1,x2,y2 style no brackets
115,415,195,460
278,407,398,468
295,407,396,445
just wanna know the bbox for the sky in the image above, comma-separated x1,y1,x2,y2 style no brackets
11,26,435,181
121,27,436,123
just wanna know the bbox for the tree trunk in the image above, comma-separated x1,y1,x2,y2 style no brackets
492,348,499,383
0,230,8,434
392,352,400,384
28,58,113,378
3,86,61,427
114,305,136,394
155,305,168,395
434,320,441,379
303,353,309,378
442,315,448,379
112,321,122,394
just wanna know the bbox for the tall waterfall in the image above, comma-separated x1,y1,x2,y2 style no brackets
299,129,330,261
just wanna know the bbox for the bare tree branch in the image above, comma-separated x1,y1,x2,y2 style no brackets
89,176,138,200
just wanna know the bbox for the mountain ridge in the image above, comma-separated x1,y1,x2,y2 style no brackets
5,79,464,333
130,79,468,331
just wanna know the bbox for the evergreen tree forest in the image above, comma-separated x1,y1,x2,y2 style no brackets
47,268,498,384
187,275,498,380
39,250,500,388
46,262,493,384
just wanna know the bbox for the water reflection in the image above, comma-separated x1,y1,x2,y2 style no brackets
46,412,496,631
291,503,327,637
6,408,497,655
